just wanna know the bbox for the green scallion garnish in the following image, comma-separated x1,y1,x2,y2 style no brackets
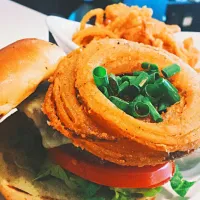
142,62,158,72
166,79,178,92
133,71,149,88
92,61,181,123
161,64,181,78
121,76,137,85
116,76,122,85
149,64,159,73
133,71,143,76
93,66,109,87
99,86,109,98
143,84,163,104
109,96,129,111
148,72,160,84
141,62,151,69
118,81,130,95
143,97,163,122
158,101,169,113
121,76,140,97
133,94,145,102
109,73,119,95
155,78,180,104
130,101,150,118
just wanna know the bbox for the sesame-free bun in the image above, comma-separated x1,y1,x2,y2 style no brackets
0,38,65,117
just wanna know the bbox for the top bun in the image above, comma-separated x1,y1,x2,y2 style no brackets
0,38,65,117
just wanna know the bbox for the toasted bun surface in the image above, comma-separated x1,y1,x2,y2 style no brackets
0,38,65,117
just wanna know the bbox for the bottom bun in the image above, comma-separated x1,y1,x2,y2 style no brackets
0,182,154,200
0,180,40,200
0,112,80,200
0,112,155,200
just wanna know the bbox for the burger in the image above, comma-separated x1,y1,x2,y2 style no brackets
0,38,198,200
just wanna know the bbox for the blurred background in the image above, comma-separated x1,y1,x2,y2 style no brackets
12,0,200,31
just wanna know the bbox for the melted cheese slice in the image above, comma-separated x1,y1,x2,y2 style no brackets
19,92,71,149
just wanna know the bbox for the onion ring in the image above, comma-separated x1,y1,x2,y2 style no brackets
43,39,200,166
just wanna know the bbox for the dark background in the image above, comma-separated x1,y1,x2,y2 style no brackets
12,0,200,31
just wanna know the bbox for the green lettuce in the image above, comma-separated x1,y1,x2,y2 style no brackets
111,187,162,200
34,161,163,200
34,161,104,199
34,161,196,199
170,165,195,197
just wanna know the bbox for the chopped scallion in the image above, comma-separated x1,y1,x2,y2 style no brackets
109,96,129,111
141,62,151,69
133,71,143,76
161,64,181,78
143,84,163,104
93,63,180,124
99,86,109,98
158,101,169,113
149,64,159,73
109,73,119,95
133,71,149,88
166,80,178,92
130,101,150,118
155,78,180,104
148,72,160,84
118,81,130,95
133,94,145,102
122,76,137,85
141,62,158,72
93,66,109,87
116,76,122,85
143,97,163,122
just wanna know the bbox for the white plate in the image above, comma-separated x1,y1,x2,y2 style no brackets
46,15,200,200
46,16,79,53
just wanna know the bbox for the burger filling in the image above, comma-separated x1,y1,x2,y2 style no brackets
16,61,195,199
11,111,194,200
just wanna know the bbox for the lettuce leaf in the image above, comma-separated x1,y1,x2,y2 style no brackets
34,161,77,190
33,153,195,199
111,188,133,200
34,161,103,199
170,165,195,197
34,161,163,200
111,187,162,200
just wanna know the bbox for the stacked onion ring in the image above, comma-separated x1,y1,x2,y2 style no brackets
43,39,200,167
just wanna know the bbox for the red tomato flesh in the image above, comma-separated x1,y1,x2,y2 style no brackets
48,146,175,188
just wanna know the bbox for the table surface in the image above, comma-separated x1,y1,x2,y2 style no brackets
0,0,48,49
0,1,48,199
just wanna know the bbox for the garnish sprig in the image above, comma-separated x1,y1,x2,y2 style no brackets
93,62,181,123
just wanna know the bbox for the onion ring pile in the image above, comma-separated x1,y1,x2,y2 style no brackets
43,39,200,166
72,3,199,68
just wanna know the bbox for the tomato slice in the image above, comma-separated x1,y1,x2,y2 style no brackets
48,146,175,188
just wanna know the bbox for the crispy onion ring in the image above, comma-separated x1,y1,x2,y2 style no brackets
43,39,200,166
79,8,104,30
72,27,119,46
73,3,199,68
